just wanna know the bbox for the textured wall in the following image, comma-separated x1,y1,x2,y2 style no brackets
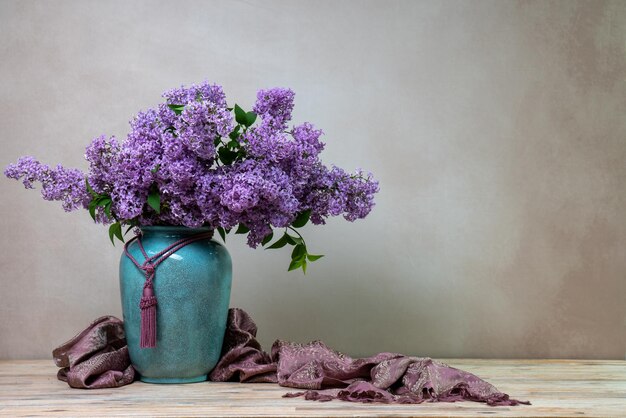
1,0,625,360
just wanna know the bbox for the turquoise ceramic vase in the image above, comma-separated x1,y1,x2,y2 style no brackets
119,226,232,383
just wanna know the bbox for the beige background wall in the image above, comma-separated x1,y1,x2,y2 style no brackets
1,0,625,360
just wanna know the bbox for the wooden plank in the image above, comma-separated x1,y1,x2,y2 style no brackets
0,359,625,417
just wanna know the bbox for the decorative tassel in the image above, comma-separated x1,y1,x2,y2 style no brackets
123,232,213,350
139,284,157,348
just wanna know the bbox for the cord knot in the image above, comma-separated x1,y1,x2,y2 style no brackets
143,264,155,277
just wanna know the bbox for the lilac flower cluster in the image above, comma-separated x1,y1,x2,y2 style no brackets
5,82,379,252
4,156,89,212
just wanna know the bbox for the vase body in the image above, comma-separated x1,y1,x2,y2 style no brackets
119,226,232,383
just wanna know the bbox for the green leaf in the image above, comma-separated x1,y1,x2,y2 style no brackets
227,139,239,149
113,224,124,243
95,196,111,207
124,224,135,237
292,210,311,228
217,226,226,243
104,201,112,219
168,104,185,115
234,104,247,125
151,164,161,174
261,231,274,246
147,190,160,214
285,234,298,245
235,224,250,234
307,254,324,262
289,235,304,246
288,257,307,274
108,222,124,245
214,136,222,147
229,125,241,141
267,233,290,249
218,147,237,165
245,111,257,127
88,200,97,221
85,178,97,198
291,244,306,261
288,258,303,271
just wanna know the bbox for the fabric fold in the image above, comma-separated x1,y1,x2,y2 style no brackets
52,316,135,389
52,308,529,406
209,307,277,383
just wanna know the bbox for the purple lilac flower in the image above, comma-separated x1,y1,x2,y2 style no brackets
176,101,233,161
4,156,90,211
162,82,227,108
330,167,379,221
253,88,295,131
84,135,120,194
4,81,379,253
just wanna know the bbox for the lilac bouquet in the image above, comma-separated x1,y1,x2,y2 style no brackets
5,82,378,272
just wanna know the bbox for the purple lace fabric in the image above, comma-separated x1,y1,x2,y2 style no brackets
52,309,529,406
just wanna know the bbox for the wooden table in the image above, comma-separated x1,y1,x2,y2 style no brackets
0,359,624,417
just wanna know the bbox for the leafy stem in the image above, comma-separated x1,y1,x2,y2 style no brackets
263,210,323,274
287,225,305,246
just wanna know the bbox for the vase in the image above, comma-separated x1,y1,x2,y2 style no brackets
119,226,232,383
